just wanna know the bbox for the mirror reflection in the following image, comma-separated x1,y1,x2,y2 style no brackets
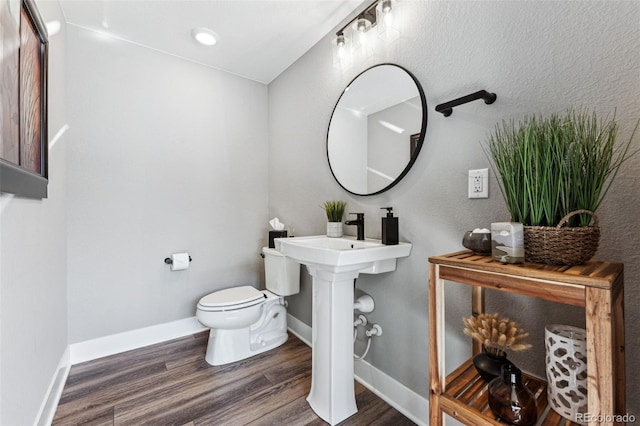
327,64,427,196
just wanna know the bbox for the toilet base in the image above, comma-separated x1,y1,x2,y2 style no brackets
204,295,288,366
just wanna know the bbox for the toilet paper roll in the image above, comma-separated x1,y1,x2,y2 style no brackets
171,253,190,271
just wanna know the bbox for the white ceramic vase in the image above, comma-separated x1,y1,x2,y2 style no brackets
545,324,587,424
326,221,343,238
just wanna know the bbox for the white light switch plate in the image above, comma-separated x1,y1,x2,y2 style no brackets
468,168,489,198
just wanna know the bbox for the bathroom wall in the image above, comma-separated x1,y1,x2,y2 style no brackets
269,0,640,415
65,25,269,343
0,1,68,424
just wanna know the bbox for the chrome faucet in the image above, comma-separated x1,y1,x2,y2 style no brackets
345,213,365,240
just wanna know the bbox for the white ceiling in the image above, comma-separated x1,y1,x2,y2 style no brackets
58,0,365,84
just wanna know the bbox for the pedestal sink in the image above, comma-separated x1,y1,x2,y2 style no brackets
275,235,412,425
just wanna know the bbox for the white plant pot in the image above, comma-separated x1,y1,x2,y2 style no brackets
545,324,587,424
326,221,343,238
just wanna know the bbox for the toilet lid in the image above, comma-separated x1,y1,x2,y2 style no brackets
198,286,265,311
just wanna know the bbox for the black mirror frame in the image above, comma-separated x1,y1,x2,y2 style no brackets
326,63,427,196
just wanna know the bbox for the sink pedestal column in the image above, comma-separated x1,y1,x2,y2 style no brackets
305,266,359,426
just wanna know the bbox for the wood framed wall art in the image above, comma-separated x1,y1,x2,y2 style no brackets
410,133,420,158
0,0,48,198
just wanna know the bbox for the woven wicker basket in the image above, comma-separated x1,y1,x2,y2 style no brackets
524,210,600,266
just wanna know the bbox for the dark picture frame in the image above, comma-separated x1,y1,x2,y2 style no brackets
410,133,420,158
0,0,48,199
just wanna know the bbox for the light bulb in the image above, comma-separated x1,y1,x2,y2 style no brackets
332,32,352,70
376,0,400,43
356,17,369,32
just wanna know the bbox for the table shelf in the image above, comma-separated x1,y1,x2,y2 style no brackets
442,358,582,425
428,251,625,426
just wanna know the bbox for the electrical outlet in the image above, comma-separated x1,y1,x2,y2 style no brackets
468,168,489,198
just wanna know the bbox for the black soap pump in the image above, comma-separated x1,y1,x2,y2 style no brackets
381,207,398,245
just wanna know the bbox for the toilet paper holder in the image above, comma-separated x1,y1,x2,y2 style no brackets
164,256,193,265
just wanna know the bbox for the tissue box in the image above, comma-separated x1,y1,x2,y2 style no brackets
269,231,287,248
491,222,524,264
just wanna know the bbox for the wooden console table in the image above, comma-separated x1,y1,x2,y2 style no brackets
428,251,625,425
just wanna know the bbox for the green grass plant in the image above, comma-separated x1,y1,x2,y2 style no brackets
323,200,347,222
485,109,638,227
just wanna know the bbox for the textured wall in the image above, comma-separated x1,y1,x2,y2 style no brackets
65,25,269,343
269,0,640,414
0,1,68,424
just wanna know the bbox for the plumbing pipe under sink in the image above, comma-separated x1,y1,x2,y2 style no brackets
354,294,374,313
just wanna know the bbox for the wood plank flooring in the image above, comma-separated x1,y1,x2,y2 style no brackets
53,331,416,425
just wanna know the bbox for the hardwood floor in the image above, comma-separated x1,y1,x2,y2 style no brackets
53,331,416,425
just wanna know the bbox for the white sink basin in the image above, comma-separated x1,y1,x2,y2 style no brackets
274,235,411,274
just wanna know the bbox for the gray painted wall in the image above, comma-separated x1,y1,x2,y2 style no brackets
269,0,640,415
0,1,68,424
65,24,270,343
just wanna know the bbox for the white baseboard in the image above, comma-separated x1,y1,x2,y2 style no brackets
70,317,207,365
286,314,428,426
354,360,428,426
35,346,71,426
286,313,312,345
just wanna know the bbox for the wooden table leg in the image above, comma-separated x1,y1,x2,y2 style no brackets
471,286,485,356
429,263,445,426
586,286,618,426
612,274,625,419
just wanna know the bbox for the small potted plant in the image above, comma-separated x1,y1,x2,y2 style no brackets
462,312,531,382
485,109,638,265
323,200,347,237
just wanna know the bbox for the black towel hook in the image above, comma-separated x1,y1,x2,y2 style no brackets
435,90,497,117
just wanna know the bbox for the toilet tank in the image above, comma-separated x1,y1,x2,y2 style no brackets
262,247,300,296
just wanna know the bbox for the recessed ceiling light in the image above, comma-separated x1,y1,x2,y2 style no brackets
191,27,218,46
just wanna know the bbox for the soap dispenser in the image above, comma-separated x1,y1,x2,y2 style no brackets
381,207,398,245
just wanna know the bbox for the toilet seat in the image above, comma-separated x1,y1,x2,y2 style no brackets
197,286,266,312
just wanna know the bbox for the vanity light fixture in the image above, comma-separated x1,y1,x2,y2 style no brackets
332,0,399,69
191,27,218,46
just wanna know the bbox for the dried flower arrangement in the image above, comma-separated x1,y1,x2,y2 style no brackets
463,312,531,356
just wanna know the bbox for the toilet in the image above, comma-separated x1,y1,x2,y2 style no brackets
196,247,300,366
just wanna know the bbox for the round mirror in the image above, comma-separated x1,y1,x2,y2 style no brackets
327,64,427,196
